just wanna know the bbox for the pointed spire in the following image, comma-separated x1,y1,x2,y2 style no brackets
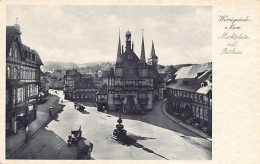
116,28,122,63
150,40,158,59
140,29,146,63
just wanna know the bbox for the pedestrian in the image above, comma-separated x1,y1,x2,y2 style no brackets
25,126,29,141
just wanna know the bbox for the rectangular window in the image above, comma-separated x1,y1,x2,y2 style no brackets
13,89,16,104
204,109,208,121
200,108,204,119
17,88,23,102
196,106,200,117
192,106,196,116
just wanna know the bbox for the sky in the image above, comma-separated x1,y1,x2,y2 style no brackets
6,5,212,65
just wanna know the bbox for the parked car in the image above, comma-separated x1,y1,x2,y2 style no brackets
201,122,212,135
192,118,202,128
186,117,196,125
77,105,85,112
67,125,82,145
49,107,54,116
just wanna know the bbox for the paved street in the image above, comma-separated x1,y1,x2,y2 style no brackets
12,90,211,160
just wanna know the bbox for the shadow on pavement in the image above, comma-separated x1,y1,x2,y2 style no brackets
127,132,156,141
113,134,168,160
106,100,200,138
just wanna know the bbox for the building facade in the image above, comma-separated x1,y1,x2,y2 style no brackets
47,70,64,89
166,64,212,135
97,30,160,114
72,78,99,102
64,69,82,100
6,23,43,134
39,70,49,96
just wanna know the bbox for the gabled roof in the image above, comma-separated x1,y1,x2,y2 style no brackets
101,71,110,78
148,65,159,78
65,69,82,79
40,70,45,76
121,50,140,80
175,62,212,79
6,26,20,53
75,78,95,89
107,68,115,77
82,74,93,78
33,49,43,65
7,26,43,65
97,84,108,95
167,68,212,93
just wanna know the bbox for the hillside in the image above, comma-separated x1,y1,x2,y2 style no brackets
42,61,115,72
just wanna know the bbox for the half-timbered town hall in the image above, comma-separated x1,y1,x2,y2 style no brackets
97,29,161,114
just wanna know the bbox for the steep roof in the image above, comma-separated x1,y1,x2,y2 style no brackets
167,68,212,93
101,71,110,78
75,78,95,89
6,26,17,53
121,50,140,80
65,69,82,78
107,68,115,77
7,26,43,65
82,74,93,78
149,40,158,59
175,62,212,79
33,49,43,65
148,65,159,78
97,84,108,95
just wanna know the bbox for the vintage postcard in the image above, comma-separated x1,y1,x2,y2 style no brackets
0,0,259,163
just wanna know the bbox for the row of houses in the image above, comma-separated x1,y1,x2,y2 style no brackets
166,63,212,135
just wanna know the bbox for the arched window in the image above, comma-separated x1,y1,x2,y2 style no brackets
13,67,17,79
6,66,10,79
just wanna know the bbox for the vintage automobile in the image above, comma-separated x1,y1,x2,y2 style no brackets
192,118,202,128
77,138,93,159
186,117,196,125
49,107,54,116
77,105,85,112
67,125,82,145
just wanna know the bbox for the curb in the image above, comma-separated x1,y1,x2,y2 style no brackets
161,101,212,142
7,98,64,159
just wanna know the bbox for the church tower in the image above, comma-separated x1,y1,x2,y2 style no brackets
139,30,148,78
148,40,158,67
115,29,123,77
